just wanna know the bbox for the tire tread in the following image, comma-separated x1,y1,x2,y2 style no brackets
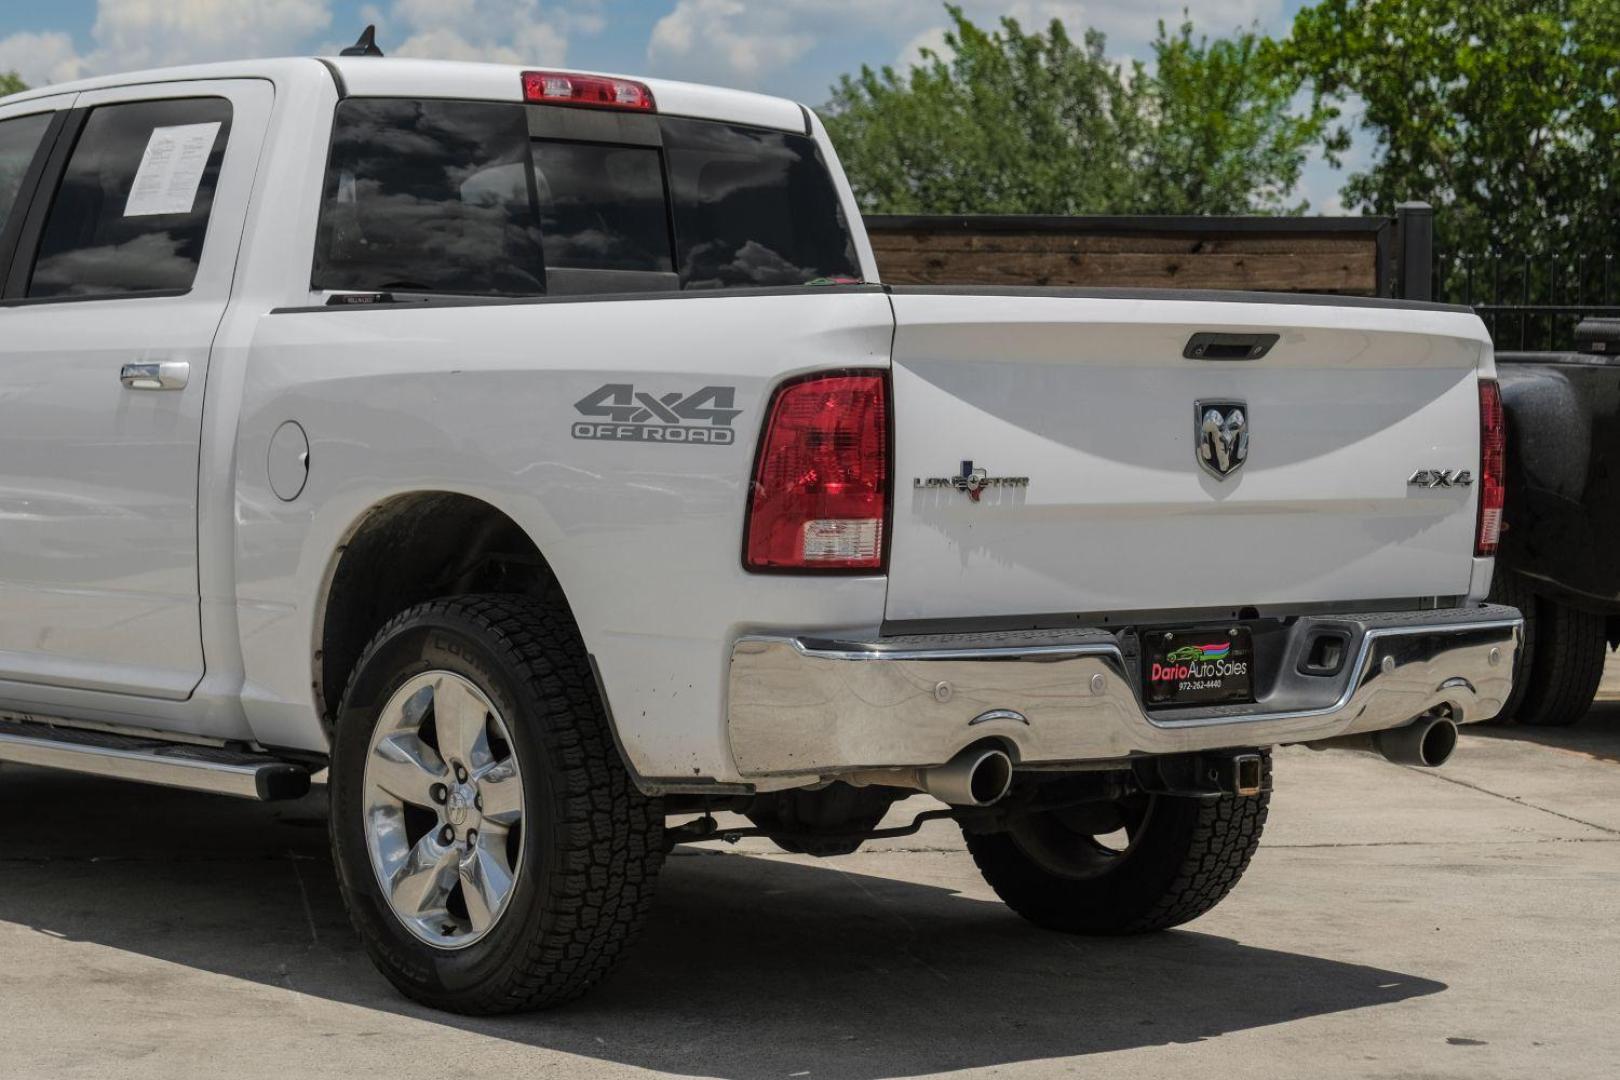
965,754,1270,935
1490,573,1604,728
333,594,663,1014
1121,784,1270,933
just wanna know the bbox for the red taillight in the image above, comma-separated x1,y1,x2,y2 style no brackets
521,70,655,112
744,372,889,572
1477,379,1506,557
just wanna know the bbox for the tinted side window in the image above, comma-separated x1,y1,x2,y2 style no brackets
0,112,52,235
30,98,232,299
531,140,671,273
314,99,546,296
662,118,860,290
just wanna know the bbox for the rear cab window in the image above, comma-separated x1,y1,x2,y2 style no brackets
662,117,861,290
313,99,546,297
313,97,861,299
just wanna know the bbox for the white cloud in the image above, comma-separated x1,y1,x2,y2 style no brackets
893,26,951,70
94,0,333,67
648,0,820,85
372,0,603,67
0,0,607,90
894,4,1091,69
0,0,333,86
0,31,85,87
1004,2,1091,30
649,0,1286,89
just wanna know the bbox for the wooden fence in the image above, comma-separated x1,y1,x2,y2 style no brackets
865,211,1416,297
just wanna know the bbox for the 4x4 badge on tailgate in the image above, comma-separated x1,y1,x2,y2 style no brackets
1408,469,1473,488
1195,400,1249,480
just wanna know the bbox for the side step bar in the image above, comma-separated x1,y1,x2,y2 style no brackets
0,719,311,801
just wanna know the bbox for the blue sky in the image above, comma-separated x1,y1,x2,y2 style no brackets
0,0,1354,211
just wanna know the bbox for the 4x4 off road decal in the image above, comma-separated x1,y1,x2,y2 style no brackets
572,384,742,445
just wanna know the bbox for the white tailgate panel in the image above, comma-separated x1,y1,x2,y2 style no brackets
886,292,1491,622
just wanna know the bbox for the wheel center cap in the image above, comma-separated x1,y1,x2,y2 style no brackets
446,788,472,828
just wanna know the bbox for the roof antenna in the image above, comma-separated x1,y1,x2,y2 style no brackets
340,25,385,57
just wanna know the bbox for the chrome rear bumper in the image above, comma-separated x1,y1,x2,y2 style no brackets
727,606,1521,780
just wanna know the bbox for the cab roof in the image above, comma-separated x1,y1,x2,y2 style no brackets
0,56,811,135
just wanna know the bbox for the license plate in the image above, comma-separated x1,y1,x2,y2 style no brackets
1142,626,1255,707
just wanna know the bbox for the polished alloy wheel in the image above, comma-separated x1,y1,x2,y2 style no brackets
362,671,526,949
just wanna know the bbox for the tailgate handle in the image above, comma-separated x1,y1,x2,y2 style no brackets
1184,333,1278,360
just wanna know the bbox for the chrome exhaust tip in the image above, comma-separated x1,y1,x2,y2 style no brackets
838,746,1016,806
1308,712,1459,768
1376,713,1458,768
920,747,1014,807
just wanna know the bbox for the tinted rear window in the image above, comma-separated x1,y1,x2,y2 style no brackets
663,118,859,290
313,100,860,297
314,99,546,296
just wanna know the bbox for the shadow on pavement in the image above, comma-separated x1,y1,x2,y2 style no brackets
1465,701,1620,765
0,767,1445,1079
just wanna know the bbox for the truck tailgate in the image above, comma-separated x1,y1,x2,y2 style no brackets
886,289,1491,623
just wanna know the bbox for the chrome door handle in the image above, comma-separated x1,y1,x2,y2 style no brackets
120,361,190,391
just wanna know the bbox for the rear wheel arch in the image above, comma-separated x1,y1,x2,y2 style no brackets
314,492,579,731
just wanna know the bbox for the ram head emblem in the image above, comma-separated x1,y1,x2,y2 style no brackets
1196,400,1249,480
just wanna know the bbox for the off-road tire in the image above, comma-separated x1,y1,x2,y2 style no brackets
329,594,663,1014
1489,573,1605,727
964,754,1270,934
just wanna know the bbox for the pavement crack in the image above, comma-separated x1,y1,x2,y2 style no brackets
1407,767,1620,836
289,850,321,948
831,864,951,984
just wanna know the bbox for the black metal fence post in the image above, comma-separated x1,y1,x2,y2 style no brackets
1395,201,1434,301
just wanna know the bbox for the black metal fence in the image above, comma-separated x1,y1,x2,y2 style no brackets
1434,249,1619,352
1387,201,1618,352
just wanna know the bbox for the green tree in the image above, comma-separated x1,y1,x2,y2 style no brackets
0,71,26,97
1142,22,1332,214
821,6,1329,215
1285,0,1620,253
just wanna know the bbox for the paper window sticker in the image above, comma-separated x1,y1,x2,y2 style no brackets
124,122,222,218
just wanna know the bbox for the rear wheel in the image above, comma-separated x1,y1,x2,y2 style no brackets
329,594,663,1014
1489,573,1605,727
964,754,1269,934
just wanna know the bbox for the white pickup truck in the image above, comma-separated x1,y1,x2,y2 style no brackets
0,52,1521,1014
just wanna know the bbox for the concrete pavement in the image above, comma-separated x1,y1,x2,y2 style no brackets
2,707,1618,1078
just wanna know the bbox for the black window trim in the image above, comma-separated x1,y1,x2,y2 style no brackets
0,287,193,310
269,281,888,315
2,94,234,306
332,90,808,138
0,108,75,301
525,102,663,147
